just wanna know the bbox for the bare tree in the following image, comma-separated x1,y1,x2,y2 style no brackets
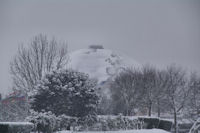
164,65,189,133
110,68,143,116
141,65,170,117
10,34,68,94
140,65,158,116
154,69,171,117
110,66,169,116
186,72,200,120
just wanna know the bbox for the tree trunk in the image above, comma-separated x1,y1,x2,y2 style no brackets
126,108,129,116
157,100,160,117
125,101,130,116
148,102,152,116
174,109,178,133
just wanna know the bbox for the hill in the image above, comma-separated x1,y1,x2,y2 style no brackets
68,46,141,84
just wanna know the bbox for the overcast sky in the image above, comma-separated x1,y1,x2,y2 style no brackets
0,0,200,96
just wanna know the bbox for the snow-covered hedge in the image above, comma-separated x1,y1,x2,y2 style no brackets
77,114,141,131
0,122,33,133
26,110,58,133
26,112,141,132
138,117,173,132
26,111,173,132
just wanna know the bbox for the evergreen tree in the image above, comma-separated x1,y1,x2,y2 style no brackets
31,69,99,118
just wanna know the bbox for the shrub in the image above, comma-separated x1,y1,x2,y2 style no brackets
78,114,98,131
58,114,77,131
106,117,117,130
26,110,58,133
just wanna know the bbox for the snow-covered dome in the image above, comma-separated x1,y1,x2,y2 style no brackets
67,46,141,84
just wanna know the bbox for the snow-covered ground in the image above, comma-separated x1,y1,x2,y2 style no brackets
56,129,169,133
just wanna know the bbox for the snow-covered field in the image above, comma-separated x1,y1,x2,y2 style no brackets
56,129,169,133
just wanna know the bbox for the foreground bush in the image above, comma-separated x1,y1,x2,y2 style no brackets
26,110,58,133
57,114,77,131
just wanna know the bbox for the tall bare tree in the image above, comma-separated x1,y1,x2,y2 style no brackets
141,65,171,117
10,34,68,94
140,65,158,116
186,72,200,120
110,68,143,116
164,65,189,133
154,69,171,117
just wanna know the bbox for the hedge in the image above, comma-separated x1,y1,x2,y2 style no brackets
138,117,173,132
0,122,33,133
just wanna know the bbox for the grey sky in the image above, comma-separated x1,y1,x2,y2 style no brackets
0,0,200,96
